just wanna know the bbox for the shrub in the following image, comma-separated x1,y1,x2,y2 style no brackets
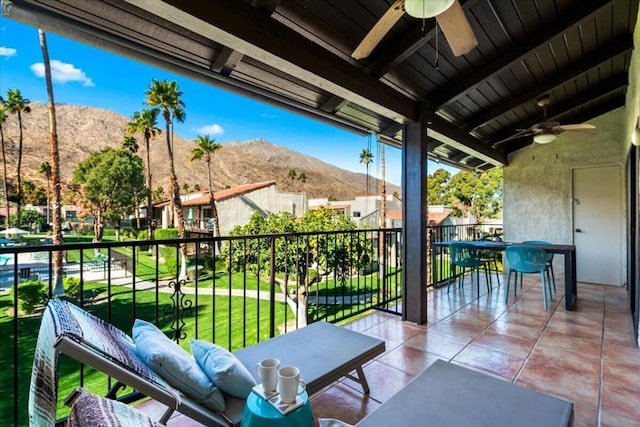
13,281,47,314
64,276,82,299
137,229,149,240
160,246,177,277
121,228,137,239
155,228,179,240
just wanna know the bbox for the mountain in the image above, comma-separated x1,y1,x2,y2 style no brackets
0,103,400,201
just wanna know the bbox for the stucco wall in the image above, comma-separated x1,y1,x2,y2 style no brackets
216,186,307,235
503,107,628,248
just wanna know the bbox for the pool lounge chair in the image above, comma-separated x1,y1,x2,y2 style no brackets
29,298,385,426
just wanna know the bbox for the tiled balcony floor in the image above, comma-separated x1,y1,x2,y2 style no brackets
141,273,640,426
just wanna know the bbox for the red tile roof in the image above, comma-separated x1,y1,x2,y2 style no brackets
386,210,451,225
155,181,277,208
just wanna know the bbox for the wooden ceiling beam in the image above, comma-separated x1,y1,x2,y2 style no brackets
464,38,633,132
129,0,418,123
432,0,616,111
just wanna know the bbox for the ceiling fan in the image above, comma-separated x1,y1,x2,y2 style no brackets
493,96,597,147
351,0,478,60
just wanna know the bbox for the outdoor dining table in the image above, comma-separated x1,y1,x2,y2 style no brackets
433,240,577,310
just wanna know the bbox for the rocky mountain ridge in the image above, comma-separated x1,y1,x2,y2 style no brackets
0,103,400,201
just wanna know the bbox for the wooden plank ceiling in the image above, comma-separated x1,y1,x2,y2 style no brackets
3,0,638,171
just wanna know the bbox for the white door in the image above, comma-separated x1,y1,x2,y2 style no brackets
572,165,623,285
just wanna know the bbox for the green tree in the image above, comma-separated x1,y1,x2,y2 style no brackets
426,168,452,205
72,147,145,243
152,186,165,202
10,209,45,230
446,168,503,222
21,180,46,205
39,29,64,295
190,135,222,246
224,207,364,325
5,88,31,227
297,172,307,190
359,148,374,195
121,135,142,229
145,79,188,279
287,169,297,187
127,108,161,242
0,98,9,231
38,161,52,224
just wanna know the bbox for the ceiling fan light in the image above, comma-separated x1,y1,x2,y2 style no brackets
533,133,557,144
404,0,455,19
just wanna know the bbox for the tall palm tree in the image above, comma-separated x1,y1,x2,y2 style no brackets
190,135,222,248
359,148,374,196
0,98,8,231
145,79,188,280
287,168,297,188
38,29,64,294
297,172,307,190
38,161,52,224
127,108,161,243
121,135,142,228
5,88,31,228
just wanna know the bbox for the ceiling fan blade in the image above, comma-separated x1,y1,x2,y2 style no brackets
492,130,534,148
436,0,478,56
352,0,405,60
556,123,596,131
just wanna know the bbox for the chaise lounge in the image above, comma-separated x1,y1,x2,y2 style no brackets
29,298,385,426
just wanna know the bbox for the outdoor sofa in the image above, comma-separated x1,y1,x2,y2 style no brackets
29,298,385,426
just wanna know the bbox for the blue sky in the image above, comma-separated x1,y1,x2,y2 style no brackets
0,17,457,186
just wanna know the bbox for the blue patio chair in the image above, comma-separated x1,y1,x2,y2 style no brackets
447,242,490,295
505,245,554,309
523,240,557,294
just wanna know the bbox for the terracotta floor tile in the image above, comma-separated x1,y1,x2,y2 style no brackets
569,401,598,427
517,359,600,407
473,328,536,359
601,381,640,422
377,344,443,376
340,360,414,403
452,343,526,381
526,341,601,378
603,343,640,366
426,317,488,341
602,358,640,391
365,318,424,342
487,319,544,341
310,382,381,426
600,410,640,427
537,328,602,357
404,330,469,359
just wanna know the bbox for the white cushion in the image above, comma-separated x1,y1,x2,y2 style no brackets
132,319,225,412
191,339,256,399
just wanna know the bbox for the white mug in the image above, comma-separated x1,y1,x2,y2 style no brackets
278,366,306,404
256,358,280,393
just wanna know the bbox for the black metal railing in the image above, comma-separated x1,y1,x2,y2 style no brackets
2,227,404,425
2,223,496,425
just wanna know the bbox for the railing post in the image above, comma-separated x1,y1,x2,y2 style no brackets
269,236,276,338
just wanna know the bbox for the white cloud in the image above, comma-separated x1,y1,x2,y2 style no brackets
30,59,94,87
260,113,277,119
0,47,17,57
194,124,224,135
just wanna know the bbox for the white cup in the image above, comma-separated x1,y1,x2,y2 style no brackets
277,366,306,404
256,358,280,393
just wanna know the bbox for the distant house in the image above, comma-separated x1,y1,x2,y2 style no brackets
153,181,307,236
309,194,402,228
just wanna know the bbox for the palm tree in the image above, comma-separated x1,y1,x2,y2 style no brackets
145,79,188,280
0,98,8,231
297,172,307,190
287,168,297,188
38,29,64,294
190,135,222,248
121,135,141,228
5,88,31,228
121,135,139,153
359,148,374,196
38,161,52,224
127,108,161,243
